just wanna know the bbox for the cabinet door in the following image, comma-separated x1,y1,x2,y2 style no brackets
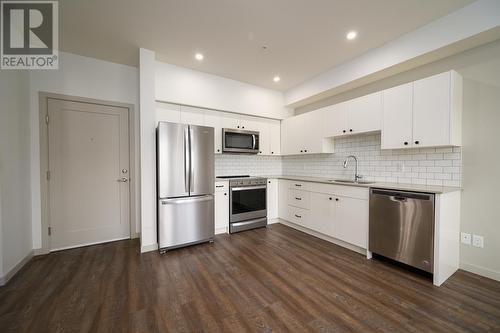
333,196,368,249
302,110,324,154
180,106,205,126
156,102,181,123
255,119,270,155
221,113,241,129
204,110,223,154
310,192,335,237
281,116,300,155
240,115,260,131
323,102,348,137
214,189,229,232
269,120,281,155
413,72,451,147
381,83,413,149
266,179,279,219
278,180,289,220
348,91,382,134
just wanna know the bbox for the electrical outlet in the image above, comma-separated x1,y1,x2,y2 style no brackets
461,232,471,245
472,235,484,248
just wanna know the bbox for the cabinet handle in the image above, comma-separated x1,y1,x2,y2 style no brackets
294,184,301,187
217,149,220,152
300,150,303,153
415,140,420,145
335,198,339,201
216,185,224,188
268,181,271,184
349,129,353,132
304,149,308,152
329,197,332,200
242,126,245,129
295,197,302,201
404,142,408,146
259,151,262,153
237,126,240,128
224,193,227,196
271,151,274,154
343,130,346,133
295,214,302,218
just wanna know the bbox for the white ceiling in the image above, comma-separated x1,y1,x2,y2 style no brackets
60,0,473,91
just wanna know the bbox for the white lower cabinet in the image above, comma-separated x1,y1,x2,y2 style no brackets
309,192,335,237
266,179,279,220
332,196,368,249
279,179,369,250
214,181,229,234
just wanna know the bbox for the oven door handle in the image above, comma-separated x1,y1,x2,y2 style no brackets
231,185,267,191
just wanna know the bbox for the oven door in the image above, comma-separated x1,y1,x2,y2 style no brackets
223,129,259,154
230,185,267,222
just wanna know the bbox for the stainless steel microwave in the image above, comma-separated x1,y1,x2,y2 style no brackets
222,128,259,154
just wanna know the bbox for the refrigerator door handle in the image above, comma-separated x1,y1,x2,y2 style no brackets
189,126,195,192
184,126,190,193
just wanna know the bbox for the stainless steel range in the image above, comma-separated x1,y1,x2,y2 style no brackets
218,175,267,233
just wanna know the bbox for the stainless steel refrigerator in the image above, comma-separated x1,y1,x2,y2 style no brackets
157,122,215,252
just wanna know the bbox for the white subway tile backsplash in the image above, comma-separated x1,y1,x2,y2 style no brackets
216,133,461,187
282,133,461,186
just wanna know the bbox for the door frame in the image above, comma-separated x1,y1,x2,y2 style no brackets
38,92,138,253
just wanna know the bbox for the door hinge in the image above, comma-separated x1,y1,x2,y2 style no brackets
48,227,52,236
45,115,49,124
46,170,51,181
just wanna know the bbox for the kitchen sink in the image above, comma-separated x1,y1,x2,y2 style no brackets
328,179,375,185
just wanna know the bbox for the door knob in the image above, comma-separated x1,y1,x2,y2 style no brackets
117,177,129,183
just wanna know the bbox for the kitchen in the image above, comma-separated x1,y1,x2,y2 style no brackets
1,1,500,332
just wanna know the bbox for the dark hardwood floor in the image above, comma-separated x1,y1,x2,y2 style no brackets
1,224,499,333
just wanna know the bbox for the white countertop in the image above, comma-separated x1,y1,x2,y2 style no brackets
224,175,461,194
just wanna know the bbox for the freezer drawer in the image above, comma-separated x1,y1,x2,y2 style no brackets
369,189,435,273
158,195,214,251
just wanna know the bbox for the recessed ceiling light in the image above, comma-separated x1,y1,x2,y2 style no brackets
195,53,204,61
346,31,357,40
273,76,281,82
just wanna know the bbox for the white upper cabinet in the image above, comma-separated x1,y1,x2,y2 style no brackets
156,102,181,123
180,106,205,126
281,110,334,155
255,120,270,155
412,71,462,148
322,93,381,137
381,83,413,149
323,102,348,137
347,92,382,134
221,113,241,129
269,120,281,156
204,109,223,154
381,70,462,149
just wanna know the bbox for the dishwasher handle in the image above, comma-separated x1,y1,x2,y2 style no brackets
371,189,434,201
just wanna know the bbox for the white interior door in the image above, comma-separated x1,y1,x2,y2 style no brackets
48,99,130,251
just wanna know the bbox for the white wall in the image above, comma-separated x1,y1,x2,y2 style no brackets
155,61,292,119
139,49,157,251
459,71,500,281
29,52,140,250
0,71,32,281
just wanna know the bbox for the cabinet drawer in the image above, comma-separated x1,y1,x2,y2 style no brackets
288,181,311,191
287,205,310,226
288,189,310,209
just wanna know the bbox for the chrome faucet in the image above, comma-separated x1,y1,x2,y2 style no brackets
343,155,362,182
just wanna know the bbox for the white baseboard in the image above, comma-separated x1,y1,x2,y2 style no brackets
460,261,500,282
268,218,280,224
277,219,366,256
141,243,158,253
0,250,34,286
34,247,50,256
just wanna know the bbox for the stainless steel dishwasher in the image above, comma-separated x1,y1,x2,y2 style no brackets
369,189,435,273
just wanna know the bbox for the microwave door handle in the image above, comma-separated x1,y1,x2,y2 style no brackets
252,134,256,150
184,126,190,193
